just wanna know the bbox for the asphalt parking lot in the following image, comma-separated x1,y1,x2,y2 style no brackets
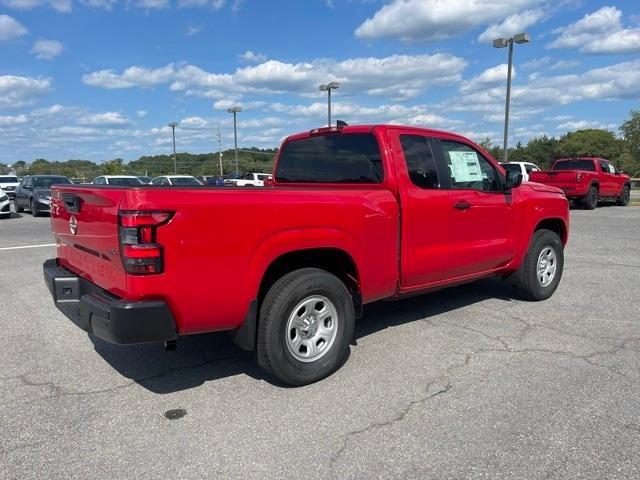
1,205,639,480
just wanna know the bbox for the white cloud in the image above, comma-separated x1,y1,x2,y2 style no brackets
0,114,29,126
548,6,640,54
83,53,467,101
79,0,117,8
0,75,52,109
180,116,208,128
354,0,541,42
31,39,64,60
447,59,640,117
459,64,513,93
238,50,267,63
186,23,204,36
1,0,71,11
136,110,147,117
478,9,545,43
82,64,176,89
556,120,616,131
78,112,131,127
0,14,27,42
521,56,578,72
132,0,169,9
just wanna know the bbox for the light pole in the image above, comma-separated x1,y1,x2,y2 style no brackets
319,82,340,127
493,32,530,163
227,107,242,175
168,121,178,174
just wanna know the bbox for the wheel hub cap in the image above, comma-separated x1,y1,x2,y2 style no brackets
536,246,557,287
285,295,339,363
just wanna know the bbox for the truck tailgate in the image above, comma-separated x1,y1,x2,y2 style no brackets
529,170,579,188
50,186,127,297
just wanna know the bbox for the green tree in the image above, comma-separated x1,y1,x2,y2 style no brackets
620,110,640,158
555,129,622,160
102,158,124,175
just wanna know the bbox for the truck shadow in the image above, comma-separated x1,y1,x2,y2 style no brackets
90,277,515,392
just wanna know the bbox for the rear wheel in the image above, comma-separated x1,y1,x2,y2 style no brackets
581,186,598,210
257,268,354,386
617,185,630,206
506,229,564,301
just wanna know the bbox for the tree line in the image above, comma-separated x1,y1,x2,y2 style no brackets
2,110,639,179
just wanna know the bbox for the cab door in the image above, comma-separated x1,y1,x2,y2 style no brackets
434,138,517,278
598,160,617,196
388,130,451,288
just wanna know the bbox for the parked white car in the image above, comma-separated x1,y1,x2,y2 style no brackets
92,175,144,186
0,175,20,199
225,172,272,187
500,162,541,182
150,175,203,186
0,188,10,218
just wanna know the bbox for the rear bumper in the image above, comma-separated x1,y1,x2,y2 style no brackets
43,258,177,344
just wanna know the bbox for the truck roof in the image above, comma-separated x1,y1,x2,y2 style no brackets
283,124,472,144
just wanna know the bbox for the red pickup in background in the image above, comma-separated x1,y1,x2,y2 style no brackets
44,124,570,385
530,157,631,209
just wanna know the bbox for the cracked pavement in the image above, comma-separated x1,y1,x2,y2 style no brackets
1,206,639,479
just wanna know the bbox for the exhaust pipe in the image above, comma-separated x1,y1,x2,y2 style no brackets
165,340,177,351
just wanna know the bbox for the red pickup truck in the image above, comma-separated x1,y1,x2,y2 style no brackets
530,157,631,209
43,124,569,385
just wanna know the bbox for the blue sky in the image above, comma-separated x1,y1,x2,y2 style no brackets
1,0,639,163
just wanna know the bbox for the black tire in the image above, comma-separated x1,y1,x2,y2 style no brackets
581,185,598,210
506,229,564,301
14,199,23,213
257,268,354,386
31,199,39,217
617,185,630,206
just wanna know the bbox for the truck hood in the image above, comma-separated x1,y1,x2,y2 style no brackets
525,182,565,195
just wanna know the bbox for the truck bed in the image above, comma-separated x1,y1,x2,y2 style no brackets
50,185,399,334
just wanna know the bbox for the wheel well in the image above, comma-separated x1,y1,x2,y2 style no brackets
258,248,361,311
535,218,567,244
589,181,599,190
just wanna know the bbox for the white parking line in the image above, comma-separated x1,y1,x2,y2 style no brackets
0,243,56,251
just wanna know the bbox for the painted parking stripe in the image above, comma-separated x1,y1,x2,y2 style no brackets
0,243,56,251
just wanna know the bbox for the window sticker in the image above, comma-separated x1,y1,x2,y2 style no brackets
449,151,482,182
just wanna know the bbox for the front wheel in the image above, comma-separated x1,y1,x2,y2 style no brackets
14,199,23,213
617,185,630,206
31,199,39,217
506,229,564,301
257,268,354,386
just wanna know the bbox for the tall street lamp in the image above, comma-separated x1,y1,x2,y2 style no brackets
168,121,178,174
319,82,340,127
227,107,242,174
493,32,530,163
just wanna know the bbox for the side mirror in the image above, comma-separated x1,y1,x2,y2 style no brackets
505,171,523,190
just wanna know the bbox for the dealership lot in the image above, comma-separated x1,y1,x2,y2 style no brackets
1,207,639,479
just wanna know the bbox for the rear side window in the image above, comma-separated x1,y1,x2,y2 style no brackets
400,135,440,189
553,160,596,171
276,133,383,183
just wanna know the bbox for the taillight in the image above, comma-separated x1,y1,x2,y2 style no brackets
118,210,173,274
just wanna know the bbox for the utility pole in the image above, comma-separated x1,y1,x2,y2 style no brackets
493,33,530,163
217,123,223,176
226,107,242,174
168,121,178,174
319,82,340,127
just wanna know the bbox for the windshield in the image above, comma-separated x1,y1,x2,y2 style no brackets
170,177,202,186
553,160,596,171
0,176,18,183
276,133,383,183
108,177,143,186
33,177,72,188
501,164,521,173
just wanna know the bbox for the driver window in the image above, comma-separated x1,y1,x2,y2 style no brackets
441,140,499,192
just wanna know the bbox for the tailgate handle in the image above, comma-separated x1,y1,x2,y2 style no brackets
61,193,82,213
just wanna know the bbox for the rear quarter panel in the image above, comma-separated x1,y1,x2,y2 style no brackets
120,187,399,334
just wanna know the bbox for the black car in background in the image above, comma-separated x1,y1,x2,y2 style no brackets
14,175,72,216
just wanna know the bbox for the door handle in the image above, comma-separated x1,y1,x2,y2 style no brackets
453,200,471,210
